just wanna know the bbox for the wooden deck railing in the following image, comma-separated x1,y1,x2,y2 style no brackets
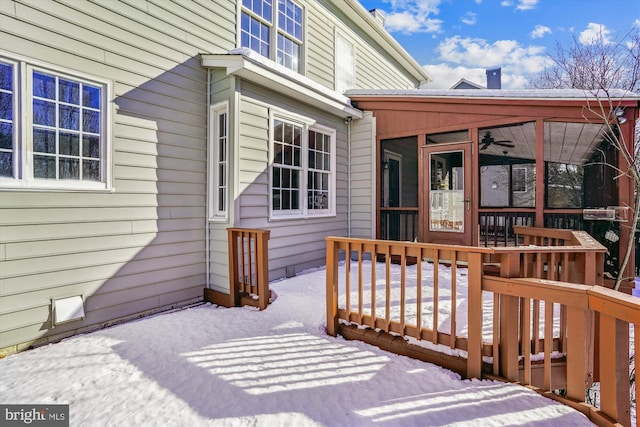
324,228,633,425
227,227,271,310
379,207,419,241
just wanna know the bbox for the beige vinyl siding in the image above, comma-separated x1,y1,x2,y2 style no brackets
0,0,235,350
305,2,335,88
349,112,377,239
304,1,419,92
234,81,349,279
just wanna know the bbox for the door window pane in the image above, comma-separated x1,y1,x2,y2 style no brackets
430,151,464,232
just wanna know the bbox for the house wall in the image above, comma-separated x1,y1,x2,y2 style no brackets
0,0,235,351
305,1,420,91
204,0,425,289
221,80,351,284
349,112,377,239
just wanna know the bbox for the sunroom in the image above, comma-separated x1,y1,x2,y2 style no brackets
348,89,639,287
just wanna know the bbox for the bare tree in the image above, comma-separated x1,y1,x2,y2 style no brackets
529,27,640,92
529,26,640,290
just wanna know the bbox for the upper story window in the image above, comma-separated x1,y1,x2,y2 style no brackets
270,112,335,219
0,54,110,190
241,0,303,73
335,33,355,93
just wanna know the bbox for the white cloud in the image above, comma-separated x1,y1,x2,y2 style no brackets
579,23,612,45
516,0,539,10
427,36,553,88
461,12,477,26
500,0,538,10
386,12,443,33
530,25,551,39
383,0,444,34
422,64,486,89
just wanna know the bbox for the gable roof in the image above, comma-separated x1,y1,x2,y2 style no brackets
451,78,485,90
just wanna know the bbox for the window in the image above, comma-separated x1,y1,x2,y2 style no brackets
335,33,355,93
0,61,14,178
32,71,102,181
241,0,303,72
512,167,527,192
270,114,335,218
547,162,583,208
307,130,331,210
209,103,229,220
0,55,110,190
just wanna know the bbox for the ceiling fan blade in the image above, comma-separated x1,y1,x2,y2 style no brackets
494,141,515,147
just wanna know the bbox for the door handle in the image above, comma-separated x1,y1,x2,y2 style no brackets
465,198,471,211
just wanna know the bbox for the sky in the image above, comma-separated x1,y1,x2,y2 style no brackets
0,262,601,426
358,0,640,89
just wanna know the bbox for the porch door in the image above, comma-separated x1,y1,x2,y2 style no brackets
421,143,473,246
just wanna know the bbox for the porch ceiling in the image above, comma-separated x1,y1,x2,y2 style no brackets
481,122,608,165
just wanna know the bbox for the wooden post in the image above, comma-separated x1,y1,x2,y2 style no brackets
598,313,631,426
227,229,240,306
535,119,545,227
466,252,483,379
325,238,339,336
499,253,520,381
256,230,270,310
499,293,520,381
565,305,587,401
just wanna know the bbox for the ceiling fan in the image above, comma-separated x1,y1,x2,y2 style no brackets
480,132,515,150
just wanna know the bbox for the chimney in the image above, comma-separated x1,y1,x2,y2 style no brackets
369,8,386,27
486,67,501,89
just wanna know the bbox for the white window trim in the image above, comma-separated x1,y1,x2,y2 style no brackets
238,0,306,74
0,52,112,192
208,101,229,221
268,109,336,220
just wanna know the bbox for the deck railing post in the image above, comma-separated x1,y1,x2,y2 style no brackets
256,230,271,310
598,313,631,426
325,238,339,336
227,229,240,306
466,252,483,379
565,305,589,402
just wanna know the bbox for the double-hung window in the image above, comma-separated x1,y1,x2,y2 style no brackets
241,0,304,73
270,113,335,218
0,55,110,190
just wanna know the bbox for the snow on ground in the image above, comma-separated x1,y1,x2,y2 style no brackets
0,264,594,426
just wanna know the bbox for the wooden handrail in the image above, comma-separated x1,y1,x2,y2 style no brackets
485,276,633,426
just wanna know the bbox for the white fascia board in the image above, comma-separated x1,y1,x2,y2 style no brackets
201,53,363,120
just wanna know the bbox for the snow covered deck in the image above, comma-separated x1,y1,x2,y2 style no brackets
326,230,636,426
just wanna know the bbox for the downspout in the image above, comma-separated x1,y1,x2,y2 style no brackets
346,116,353,237
205,70,211,289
